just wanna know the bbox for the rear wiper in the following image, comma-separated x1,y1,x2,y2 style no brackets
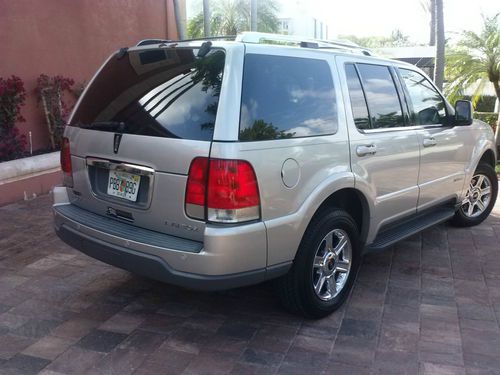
80,121,126,132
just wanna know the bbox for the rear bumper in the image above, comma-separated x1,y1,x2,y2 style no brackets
52,187,290,290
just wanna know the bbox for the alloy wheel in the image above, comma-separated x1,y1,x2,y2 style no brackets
312,229,352,301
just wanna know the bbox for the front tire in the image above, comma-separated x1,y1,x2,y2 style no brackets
451,163,498,227
275,209,360,319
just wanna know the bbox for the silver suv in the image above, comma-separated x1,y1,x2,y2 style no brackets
53,33,498,318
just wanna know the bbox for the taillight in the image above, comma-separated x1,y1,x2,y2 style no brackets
185,157,260,223
185,157,209,219
60,137,73,187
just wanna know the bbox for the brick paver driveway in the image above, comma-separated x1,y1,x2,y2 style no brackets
0,193,499,375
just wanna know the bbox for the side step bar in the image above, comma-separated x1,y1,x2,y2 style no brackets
365,207,456,253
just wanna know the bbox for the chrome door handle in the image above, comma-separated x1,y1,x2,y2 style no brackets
423,137,437,147
356,144,377,157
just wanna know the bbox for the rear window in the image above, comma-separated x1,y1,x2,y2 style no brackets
70,48,225,141
239,54,337,141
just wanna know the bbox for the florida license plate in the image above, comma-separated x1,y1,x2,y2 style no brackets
107,170,141,201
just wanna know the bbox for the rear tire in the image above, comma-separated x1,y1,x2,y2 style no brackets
451,163,498,227
275,209,360,319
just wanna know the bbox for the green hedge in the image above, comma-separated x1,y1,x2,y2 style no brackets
474,112,498,133
462,96,497,112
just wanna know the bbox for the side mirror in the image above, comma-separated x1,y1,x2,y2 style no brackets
454,100,473,125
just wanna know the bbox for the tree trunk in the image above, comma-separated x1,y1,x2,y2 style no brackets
172,0,185,40
203,0,210,37
433,0,445,90
250,0,257,31
429,0,436,46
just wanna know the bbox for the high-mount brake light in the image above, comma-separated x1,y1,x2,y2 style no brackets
185,157,260,223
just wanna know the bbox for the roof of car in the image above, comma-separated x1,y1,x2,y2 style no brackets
130,33,419,71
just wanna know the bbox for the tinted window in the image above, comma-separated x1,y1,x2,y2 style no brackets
345,64,370,130
70,48,225,141
357,64,404,128
239,54,337,141
399,69,446,125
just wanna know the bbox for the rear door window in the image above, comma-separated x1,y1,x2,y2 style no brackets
239,54,338,141
356,64,405,129
70,48,225,141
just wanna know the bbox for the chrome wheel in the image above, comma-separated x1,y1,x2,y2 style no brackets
461,173,492,218
312,229,352,301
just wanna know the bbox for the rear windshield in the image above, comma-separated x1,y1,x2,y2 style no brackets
70,47,225,141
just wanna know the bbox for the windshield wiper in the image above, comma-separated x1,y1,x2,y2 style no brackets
80,121,126,132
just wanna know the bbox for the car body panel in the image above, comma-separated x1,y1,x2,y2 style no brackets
53,38,498,290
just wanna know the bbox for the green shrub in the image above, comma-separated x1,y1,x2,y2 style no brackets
462,95,497,112
474,112,498,133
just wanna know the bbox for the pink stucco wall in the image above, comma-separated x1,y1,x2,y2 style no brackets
0,0,179,152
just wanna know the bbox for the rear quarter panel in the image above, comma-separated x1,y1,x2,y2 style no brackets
211,45,355,265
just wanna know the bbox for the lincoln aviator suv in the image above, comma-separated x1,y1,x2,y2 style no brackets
53,32,498,318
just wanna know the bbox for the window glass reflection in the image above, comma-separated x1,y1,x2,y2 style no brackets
357,64,404,128
72,49,225,141
239,54,337,141
400,69,446,125
345,64,371,130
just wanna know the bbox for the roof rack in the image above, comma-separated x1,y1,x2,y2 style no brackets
136,36,235,47
235,32,372,56
136,39,172,46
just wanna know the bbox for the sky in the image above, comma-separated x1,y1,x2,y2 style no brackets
309,0,499,44
186,0,499,44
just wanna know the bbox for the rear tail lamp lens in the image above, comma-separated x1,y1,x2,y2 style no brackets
185,157,209,219
60,137,73,187
185,157,260,223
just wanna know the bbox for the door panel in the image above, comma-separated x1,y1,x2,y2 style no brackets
337,58,420,238
415,127,467,209
350,130,421,227
397,68,467,209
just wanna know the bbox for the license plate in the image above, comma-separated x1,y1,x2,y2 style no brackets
107,170,141,201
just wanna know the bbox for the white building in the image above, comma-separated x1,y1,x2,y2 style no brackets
277,0,329,39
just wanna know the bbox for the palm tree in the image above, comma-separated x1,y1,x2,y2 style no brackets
203,0,210,36
187,0,279,38
434,0,445,90
420,0,436,46
445,14,500,144
173,0,185,39
429,0,436,46
251,0,257,31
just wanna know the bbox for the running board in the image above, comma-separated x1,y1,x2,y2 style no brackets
365,207,455,252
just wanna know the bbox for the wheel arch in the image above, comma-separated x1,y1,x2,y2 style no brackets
310,188,371,245
479,148,497,168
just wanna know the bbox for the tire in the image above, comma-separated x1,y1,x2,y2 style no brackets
275,209,361,319
451,163,498,227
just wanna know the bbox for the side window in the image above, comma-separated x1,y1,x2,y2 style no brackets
239,54,337,141
345,64,370,130
399,68,446,125
356,64,405,129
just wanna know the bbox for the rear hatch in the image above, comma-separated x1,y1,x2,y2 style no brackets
65,45,226,241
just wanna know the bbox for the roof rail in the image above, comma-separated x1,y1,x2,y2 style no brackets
178,35,236,42
136,39,172,46
235,32,372,56
136,36,235,47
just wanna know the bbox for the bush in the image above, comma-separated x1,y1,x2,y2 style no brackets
0,76,27,162
462,95,497,112
36,74,75,150
475,112,498,134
